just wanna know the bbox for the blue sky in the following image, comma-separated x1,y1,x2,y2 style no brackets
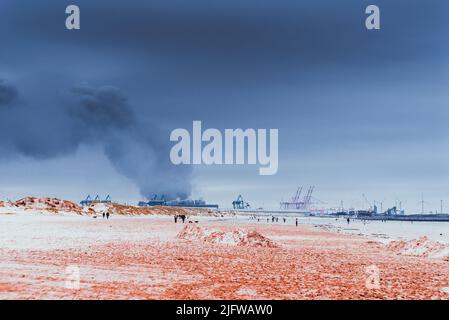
0,1,448,212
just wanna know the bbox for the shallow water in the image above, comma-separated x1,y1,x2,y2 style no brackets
309,217,449,242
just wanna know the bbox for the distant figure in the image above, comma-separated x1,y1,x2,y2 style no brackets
272,216,275,223
267,218,269,223
180,215,186,223
295,218,298,227
102,212,105,219
174,215,178,223
257,218,260,222
347,217,350,224
106,211,110,220
283,217,286,223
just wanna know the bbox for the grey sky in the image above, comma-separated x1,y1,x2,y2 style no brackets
0,0,448,212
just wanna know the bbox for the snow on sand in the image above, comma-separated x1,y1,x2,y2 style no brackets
1,201,449,299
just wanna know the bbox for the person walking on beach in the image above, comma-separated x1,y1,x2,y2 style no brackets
174,215,178,223
283,217,286,223
347,217,350,224
106,211,110,220
295,218,298,227
102,212,105,219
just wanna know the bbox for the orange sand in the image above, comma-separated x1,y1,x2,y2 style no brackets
14,197,83,214
0,217,448,300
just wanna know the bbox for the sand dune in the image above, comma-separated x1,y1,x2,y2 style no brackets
1,196,223,217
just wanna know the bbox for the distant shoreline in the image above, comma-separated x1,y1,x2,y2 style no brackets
233,210,449,222
357,215,449,222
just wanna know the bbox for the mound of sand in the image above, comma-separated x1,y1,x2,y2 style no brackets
14,197,83,214
177,223,206,239
388,236,449,260
177,224,278,248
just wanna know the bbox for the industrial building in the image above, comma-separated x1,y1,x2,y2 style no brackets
139,194,218,209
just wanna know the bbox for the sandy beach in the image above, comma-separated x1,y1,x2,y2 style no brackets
1,209,449,300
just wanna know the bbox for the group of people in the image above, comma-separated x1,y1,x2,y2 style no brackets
174,214,186,223
255,215,298,226
102,211,110,219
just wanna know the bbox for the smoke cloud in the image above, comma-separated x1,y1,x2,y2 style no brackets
0,80,192,200
0,79,17,106
69,83,193,199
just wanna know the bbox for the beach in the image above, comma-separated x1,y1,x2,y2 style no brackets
1,209,449,300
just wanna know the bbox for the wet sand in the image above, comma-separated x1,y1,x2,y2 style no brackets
0,214,448,299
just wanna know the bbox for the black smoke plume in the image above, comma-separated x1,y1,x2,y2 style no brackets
0,80,192,200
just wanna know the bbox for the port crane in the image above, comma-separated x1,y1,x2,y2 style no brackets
232,195,250,210
362,193,372,210
280,186,315,210
418,193,430,214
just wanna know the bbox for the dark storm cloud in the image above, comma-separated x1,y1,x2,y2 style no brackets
2,0,446,124
0,0,447,204
3,0,448,67
0,80,17,106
